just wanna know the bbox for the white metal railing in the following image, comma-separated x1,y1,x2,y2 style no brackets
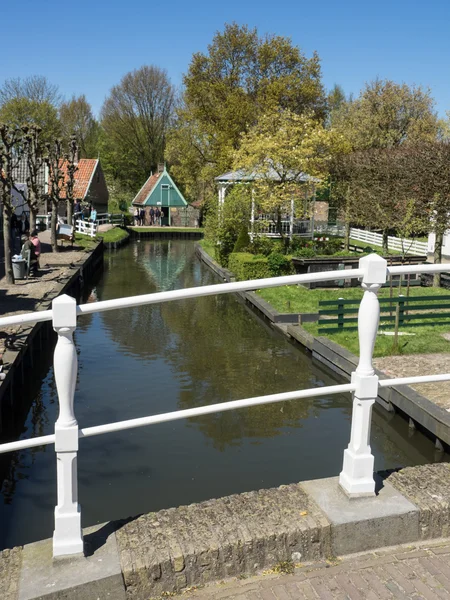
350,228,428,255
1,256,450,557
75,219,97,238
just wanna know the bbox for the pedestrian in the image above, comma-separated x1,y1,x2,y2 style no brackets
21,234,38,275
140,208,145,226
155,207,161,226
30,229,41,269
150,207,155,225
19,212,29,235
74,200,81,216
160,209,165,226
135,207,140,226
90,206,97,222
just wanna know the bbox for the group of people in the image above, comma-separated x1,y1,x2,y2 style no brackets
74,201,97,223
134,206,164,226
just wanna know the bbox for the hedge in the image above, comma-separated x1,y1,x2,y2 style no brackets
228,252,272,281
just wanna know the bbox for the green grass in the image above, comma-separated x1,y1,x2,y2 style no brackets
303,321,450,357
98,227,129,243
74,233,98,250
130,227,203,233
199,239,217,259
257,285,450,315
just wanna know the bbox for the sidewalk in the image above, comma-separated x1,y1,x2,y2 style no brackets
185,539,450,599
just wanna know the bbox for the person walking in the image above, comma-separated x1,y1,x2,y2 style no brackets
155,207,161,226
150,207,155,226
140,208,145,226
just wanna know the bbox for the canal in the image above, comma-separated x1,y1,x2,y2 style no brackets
0,240,447,550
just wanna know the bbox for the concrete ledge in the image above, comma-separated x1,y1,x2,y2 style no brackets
0,547,22,600
388,463,450,540
301,476,419,556
116,484,332,599
18,523,125,600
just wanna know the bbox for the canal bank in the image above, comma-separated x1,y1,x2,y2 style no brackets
0,241,104,481
4,462,450,600
196,244,450,452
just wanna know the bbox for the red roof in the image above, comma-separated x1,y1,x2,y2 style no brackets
57,159,98,200
132,172,161,205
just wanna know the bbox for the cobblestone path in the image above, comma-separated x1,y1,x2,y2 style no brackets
184,539,450,599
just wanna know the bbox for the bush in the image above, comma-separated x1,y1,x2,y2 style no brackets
233,226,251,253
228,253,271,281
295,246,316,258
248,236,278,256
267,252,293,276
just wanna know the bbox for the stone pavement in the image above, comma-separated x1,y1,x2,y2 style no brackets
184,539,450,599
374,354,450,411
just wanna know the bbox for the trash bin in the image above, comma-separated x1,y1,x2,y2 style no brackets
12,258,26,280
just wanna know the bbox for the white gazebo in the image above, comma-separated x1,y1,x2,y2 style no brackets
215,168,319,239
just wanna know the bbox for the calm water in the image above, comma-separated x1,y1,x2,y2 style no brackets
0,240,447,549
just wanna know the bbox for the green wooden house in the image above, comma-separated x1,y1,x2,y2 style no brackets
132,165,187,226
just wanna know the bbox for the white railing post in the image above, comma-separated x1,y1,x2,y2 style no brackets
52,295,83,557
339,254,387,498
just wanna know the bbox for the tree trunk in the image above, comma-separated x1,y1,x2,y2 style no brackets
433,231,443,287
51,201,59,253
29,205,37,233
66,199,73,226
382,229,389,254
3,204,14,284
344,221,350,252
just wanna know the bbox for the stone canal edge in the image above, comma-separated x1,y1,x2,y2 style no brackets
3,464,450,599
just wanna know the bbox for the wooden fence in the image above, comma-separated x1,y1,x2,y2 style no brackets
318,294,450,334
350,228,428,255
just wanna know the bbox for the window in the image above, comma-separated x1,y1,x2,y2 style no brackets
161,184,169,189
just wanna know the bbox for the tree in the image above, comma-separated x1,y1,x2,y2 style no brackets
166,23,326,199
60,95,99,158
0,125,25,283
0,76,61,106
331,79,438,150
21,125,46,232
65,136,79,225
100,65,175,188
233,109,345,242
45,139,65,253
327,84,347,114
0,98,61,144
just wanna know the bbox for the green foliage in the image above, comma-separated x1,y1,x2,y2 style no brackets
166,23,326,200
267,251,293,275
60,95,99,158
228,252,271,281
248,236,281,256
0,98,60,144
233,226,251,253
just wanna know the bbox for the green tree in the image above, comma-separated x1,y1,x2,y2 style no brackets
332,79,438,150
0,98,60,144
233,109,345,242
100,65,175,189
166,23,326,200
60,95,99,158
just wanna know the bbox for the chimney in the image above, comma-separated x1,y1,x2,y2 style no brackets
157,163,164,173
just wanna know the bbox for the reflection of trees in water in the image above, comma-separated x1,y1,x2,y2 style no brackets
96,241,351,450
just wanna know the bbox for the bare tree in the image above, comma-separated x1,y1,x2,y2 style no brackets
21,125,46,232
0,125,26,283
60,95,98,158
0,76,61,106
45,139,65,253
65,135,79,225
101,65,175,182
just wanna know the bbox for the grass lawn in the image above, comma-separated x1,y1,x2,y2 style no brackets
199,239,217,259
75,227,129,249
130,227,203,233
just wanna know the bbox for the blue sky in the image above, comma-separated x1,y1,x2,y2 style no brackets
3,0,450,118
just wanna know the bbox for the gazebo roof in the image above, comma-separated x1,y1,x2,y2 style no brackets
215,168,319,184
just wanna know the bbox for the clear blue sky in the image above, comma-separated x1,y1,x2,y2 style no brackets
3,0,450,118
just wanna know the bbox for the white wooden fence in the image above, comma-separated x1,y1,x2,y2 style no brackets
75,219,97,237
1,257,450,557
350,228,428,255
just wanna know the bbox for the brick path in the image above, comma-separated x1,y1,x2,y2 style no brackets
184,539,450,599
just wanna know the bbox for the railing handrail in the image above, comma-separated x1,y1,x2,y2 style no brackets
3,254,450,557
2,263,450,329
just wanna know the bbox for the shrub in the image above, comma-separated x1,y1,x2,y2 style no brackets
248,236,278,256
233,226,251,253
296,247,316,258
267,252,293,276
228,252,271,281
